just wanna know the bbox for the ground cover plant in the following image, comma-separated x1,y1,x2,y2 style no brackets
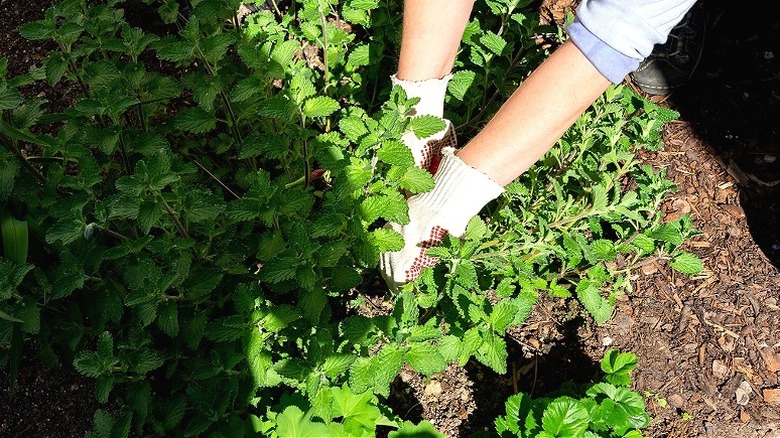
0,0,703,435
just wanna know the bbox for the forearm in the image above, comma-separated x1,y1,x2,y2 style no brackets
457,40,611,186
396,0,475,81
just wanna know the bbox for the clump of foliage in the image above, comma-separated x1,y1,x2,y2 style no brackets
0,0,701,435
495,349,650,437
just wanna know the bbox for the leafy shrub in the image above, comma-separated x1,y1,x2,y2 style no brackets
0,0,701,435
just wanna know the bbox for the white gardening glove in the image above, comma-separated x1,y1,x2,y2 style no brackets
379,147,504,291
391,74,455,173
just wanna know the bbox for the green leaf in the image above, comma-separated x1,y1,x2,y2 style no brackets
448,70,476,101
670,251,703,275
400,166,435,193
370,227,404,252
275,406,331,437
157,301,179,337
330,385,381,436
19,20,54,40
406,342,447,376
476,333,507,374
349,344,404,397
323,354,356,379
389,420,445,438
631,234,656,254
44,53,69,85
303,96,340,118
576,280,614,324
591,239,617,261
480,31,507,55
541,397,589,437
490,301,517,333
137,200,163,234
155,40,196,63
649,223,684,246
0,86,22,110
377,140,414,166
408,115,446,139
174,107,216,133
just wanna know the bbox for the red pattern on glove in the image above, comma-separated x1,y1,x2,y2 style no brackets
405,225,449,282
419,124,456,174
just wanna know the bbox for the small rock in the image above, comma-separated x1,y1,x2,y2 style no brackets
739,409,752,423
712,360,730,380
736,381,753,406
602,336,613,347
424,382,442,396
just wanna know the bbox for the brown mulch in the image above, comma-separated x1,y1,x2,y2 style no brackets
2,0,779,437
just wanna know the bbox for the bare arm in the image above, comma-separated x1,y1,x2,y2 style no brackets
457,39,611,186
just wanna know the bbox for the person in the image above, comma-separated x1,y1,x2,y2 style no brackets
629,0,709,95
379,0,699,290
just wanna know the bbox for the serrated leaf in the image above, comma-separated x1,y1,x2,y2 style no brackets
408,115,446,139
174,107,216,133
400,166,434,193
541,397,589,437
0,86,22,110
303,96,339,118
480,31,507,55
406,342,447,375
576,281,614,324
371,227,403,252
323,354,356,379
448,70,476,101
670,251,703,275
591,239,617,261
476,333,507,374
377,140,414,166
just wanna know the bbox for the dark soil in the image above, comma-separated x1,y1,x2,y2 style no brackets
1,0,779,437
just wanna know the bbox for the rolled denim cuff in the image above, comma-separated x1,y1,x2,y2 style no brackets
566,21,641,84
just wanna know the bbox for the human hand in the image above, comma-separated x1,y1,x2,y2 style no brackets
379,148,504,291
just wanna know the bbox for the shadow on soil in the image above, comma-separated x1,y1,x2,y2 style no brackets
384,316,601,436
657,1,780,268
459,316,601,436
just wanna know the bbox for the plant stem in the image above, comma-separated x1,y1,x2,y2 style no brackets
157,192,189,238
0,134,46,184
318,2,330,94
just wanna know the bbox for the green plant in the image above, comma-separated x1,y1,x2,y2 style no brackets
495,349,650,437
0,0,702,435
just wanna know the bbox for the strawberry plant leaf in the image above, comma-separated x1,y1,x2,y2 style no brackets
541,397,590,437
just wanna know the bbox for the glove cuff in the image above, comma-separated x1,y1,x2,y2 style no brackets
390,73,453,119
410,147,504,237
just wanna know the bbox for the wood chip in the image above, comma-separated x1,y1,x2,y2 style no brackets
763,388,780,406
759,348,780,373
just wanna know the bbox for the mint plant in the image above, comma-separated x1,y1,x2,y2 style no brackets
0,0,702,435
495,349,651,437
